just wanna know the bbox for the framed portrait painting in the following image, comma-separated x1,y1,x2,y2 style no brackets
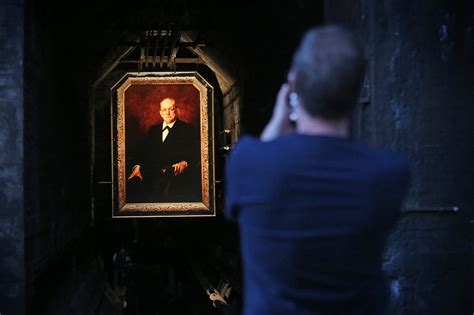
111,72,215,217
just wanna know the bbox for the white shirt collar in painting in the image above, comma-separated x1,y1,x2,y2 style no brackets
163,120,176,130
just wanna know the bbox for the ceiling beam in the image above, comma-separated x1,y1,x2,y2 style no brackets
120,57,204,64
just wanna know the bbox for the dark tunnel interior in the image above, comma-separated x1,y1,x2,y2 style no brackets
1,0,473,314
23,1,325,314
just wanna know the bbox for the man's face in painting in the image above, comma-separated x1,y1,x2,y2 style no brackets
160,98,178,125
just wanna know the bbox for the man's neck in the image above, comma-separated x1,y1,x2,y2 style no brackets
296,114,349,138
163,119,177,127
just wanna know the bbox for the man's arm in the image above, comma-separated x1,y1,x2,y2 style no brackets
171,121,199,176
260,83,295,142
127,125,160,181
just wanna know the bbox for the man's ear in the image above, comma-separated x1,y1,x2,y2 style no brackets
287,70,297,93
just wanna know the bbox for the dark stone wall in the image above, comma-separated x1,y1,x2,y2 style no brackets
0,1,26,314
22,0,96,312
327,1,473,314
367,3,473,314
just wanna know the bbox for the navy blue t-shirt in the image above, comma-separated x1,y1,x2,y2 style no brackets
225,134,410,315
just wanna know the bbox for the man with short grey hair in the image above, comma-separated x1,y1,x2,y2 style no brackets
225,26,410,315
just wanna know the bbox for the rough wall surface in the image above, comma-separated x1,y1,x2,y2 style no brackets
0,1,25,314
22,1,96,312
328,1,473,314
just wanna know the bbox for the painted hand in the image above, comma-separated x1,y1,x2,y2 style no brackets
172,161,188,176
127,165,143,181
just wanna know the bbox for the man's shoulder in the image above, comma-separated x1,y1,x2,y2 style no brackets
234,135,260,147
148,123,163,134
227,136,261,167
230,136,261,156
366,147,411,182
174,119,195,131
373,147,409,169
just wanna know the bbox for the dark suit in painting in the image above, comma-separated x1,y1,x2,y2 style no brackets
128,119,201,202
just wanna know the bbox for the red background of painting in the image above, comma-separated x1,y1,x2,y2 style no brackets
124,84,201,161
125,84,200,135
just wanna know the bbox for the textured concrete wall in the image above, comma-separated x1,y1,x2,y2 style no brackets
0,1,25,314
368,3,473,314
328,1,474,314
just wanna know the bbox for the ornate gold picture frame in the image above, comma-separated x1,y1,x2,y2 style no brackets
111,72,215,217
